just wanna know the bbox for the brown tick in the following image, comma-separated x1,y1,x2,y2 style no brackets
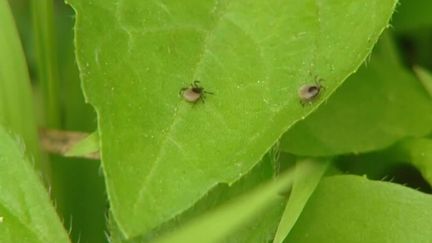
298,78,325,106
180,80,214,103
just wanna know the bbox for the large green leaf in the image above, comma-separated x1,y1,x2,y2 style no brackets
281,41,432,156
286,175,432,242
0,126,70,243
69,0,397,237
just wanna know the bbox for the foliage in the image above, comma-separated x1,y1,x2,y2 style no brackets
2,0,432,242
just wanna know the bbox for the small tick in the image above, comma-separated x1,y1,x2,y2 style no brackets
180,80,214,103
298,78,325,106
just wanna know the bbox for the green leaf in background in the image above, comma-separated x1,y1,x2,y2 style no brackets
0,0,45,174
281,40,432,156
69,0,397,237
330,137,432,193
413,65,432,97
273,159,329,243
397,139,432,185
392,0,432,69
286,175,432,243
154,165,295,243
0,126,70,243
392,0,432,31
49,156,107,243
383,138,432,186
111,151,286,243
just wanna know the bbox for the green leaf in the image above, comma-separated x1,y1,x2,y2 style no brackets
273,159,329,243
154,166,295,243
286,175,432,242
0,0,44,173
281,42,432,156
0,126,70,243
331,138,432,191
68,0,397,237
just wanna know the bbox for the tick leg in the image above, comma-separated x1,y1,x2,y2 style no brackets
193,80,201,87
315,77,324,86
314,77,326,91
204,90,214,95
299,100,306,107
179,87,187,96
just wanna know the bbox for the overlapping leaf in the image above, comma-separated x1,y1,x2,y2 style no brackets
110,152,285,242
286,175,432,242
0,126,70,243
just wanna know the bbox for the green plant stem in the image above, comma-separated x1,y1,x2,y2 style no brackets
31,0,61,128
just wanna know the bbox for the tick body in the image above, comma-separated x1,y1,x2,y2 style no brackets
298,79,324,106
180,80,214,103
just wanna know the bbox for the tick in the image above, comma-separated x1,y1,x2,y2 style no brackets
180,80,214,103
298,79,325,106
